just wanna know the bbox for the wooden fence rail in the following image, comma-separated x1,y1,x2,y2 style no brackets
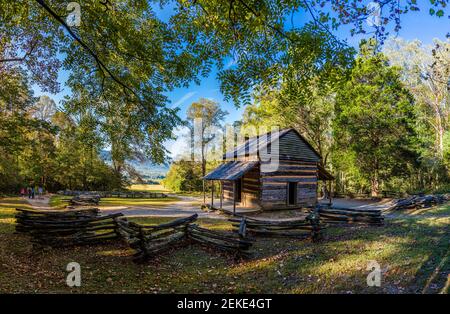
317,207,384,226
229,213,322,241
332,190,407,199
66,195,100,206
115,214,252,261
15,208,123,247
387,194,449,211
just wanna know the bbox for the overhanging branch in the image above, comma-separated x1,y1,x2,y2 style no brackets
34,0,140,100
0,39,37,63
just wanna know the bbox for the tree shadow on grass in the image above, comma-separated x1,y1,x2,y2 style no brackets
317,217,450,293
406,222,450,294
0,210,448,294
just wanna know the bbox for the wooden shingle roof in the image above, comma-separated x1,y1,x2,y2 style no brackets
204,161,259,181
223,128,321,161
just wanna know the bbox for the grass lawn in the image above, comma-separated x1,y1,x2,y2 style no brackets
128,184,169,193
0,197,449,293
129,183,203,197
49,195,181,208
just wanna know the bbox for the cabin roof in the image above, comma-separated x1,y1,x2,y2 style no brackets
223,128,322,160
204,161,259,181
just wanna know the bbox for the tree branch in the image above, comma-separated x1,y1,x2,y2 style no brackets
0,39,37,63
34,0,140,101
301,0,346,47
237,0,293,43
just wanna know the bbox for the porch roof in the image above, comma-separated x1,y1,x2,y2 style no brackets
204,161,258,181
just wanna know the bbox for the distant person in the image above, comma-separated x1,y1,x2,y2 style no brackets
38,186,43,198
20,187,26,198
31,186,35,199
27,186,32,199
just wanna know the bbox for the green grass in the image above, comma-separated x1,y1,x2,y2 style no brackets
49,195,181,207
128,184,169,193
173,191,204,197
0,198,448,293
0,197,31,232
99,197,180,206
49,195,70,208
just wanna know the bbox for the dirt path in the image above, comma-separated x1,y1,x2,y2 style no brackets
26,195,419,220
99,194,226,219
320,197,394,211
24,193,225,219
25,194,52,210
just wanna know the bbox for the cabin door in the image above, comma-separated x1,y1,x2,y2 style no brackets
288,182,297,205
235,178,242,203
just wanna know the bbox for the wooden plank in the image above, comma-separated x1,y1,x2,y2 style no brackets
261,177,317,183
261,160,318,166
261,171,317,176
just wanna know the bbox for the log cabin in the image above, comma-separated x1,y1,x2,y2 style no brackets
204,128,333,213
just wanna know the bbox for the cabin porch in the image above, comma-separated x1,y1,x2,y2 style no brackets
203,195,262,215
203,161,261,216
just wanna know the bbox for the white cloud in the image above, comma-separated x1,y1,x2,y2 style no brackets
171,91,197,108
225,58,237,69
166,126,191,160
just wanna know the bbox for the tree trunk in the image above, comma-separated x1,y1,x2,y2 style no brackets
437,116,444,159
322,185,328,199
371,175,379,198
202,140,206,205
434,99,444,159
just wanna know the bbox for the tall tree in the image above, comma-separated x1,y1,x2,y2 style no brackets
1,0,445,171
385,38,450,159
186,98,228,180
334,41,418,197
242,25,354,167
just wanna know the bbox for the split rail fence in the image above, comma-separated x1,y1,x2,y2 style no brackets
115,214,252,261
15,208,122,247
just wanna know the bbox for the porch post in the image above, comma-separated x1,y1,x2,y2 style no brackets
233,180,236,216
211,181,214,208
220,181,223,210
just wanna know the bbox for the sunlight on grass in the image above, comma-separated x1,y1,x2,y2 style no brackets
0,196,449,293
229,255,281,276
0,197,29,232
421,204,450,216
128,184,169,192
49,195,181,207
99,197,180,206
49,195,70,208
96,249,134,257
0,197,30,218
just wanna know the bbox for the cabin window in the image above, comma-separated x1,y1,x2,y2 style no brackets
287,182,297,205
235,178,242,203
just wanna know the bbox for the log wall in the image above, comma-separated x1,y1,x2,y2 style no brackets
221,160,318,210
260,160,318,210
220,129,321,210
222,163,261,208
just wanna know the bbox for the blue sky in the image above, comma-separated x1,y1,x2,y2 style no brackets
32,3,449,159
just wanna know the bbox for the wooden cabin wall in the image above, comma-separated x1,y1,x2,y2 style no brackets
241,164,260,208
279,130,320,161
260,160,318,209
221,164,261,208
222,181,234,200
